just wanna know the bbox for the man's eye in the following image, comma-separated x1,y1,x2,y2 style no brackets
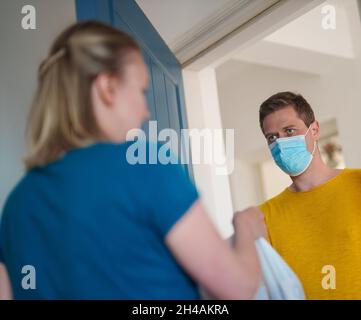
286,128,296,135
268,135,277,143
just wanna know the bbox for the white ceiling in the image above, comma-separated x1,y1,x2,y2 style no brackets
135,0,232,49
265,0,355,59
231,0,358,76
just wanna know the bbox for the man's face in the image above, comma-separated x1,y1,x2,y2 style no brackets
262,106,317,152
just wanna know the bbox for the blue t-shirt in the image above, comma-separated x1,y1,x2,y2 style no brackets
0,142,200,299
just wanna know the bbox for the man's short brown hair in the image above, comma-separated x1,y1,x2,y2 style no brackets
259,92,315,132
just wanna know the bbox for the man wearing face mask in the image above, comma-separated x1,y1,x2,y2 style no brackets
255,91,361,299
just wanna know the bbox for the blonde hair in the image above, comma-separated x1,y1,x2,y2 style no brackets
24,21,140,170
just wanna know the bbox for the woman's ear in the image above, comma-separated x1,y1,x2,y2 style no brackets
93,73,117,108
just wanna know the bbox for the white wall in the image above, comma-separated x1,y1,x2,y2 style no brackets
229,160,265,210
0,0,76,211
260,159,291,200
183,69,234,238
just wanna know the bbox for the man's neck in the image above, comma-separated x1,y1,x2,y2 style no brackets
289,153,342,192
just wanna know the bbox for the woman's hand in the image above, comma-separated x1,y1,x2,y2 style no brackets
233,207,267,241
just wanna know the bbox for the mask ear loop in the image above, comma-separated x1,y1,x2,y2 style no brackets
304,124,312,137
305,123,317,156
311,141,317,156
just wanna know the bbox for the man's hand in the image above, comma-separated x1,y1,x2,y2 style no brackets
233,207,267,240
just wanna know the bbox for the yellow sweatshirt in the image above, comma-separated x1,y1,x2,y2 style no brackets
259,168,361,299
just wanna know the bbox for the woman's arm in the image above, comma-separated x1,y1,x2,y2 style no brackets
0,263,12,300
165,200,265,300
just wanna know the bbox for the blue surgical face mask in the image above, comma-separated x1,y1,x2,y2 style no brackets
269,125,316,177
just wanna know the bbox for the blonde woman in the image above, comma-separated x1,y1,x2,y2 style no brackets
0,21,265,299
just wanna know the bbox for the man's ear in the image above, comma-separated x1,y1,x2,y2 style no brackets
312,120,320,140
93,73,117,108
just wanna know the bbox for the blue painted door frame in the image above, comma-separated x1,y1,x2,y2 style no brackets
75,0,193,179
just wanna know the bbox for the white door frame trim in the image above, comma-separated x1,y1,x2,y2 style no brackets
183,0,325,71
173,0,280,65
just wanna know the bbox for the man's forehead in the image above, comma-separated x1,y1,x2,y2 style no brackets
263,107,304,133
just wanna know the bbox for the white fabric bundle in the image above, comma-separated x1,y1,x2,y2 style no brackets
254,237,305,300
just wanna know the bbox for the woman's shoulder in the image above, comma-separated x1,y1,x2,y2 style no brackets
61,140,169,166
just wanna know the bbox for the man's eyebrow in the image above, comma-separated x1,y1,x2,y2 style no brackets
282,124,296,129
265,125,297,137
